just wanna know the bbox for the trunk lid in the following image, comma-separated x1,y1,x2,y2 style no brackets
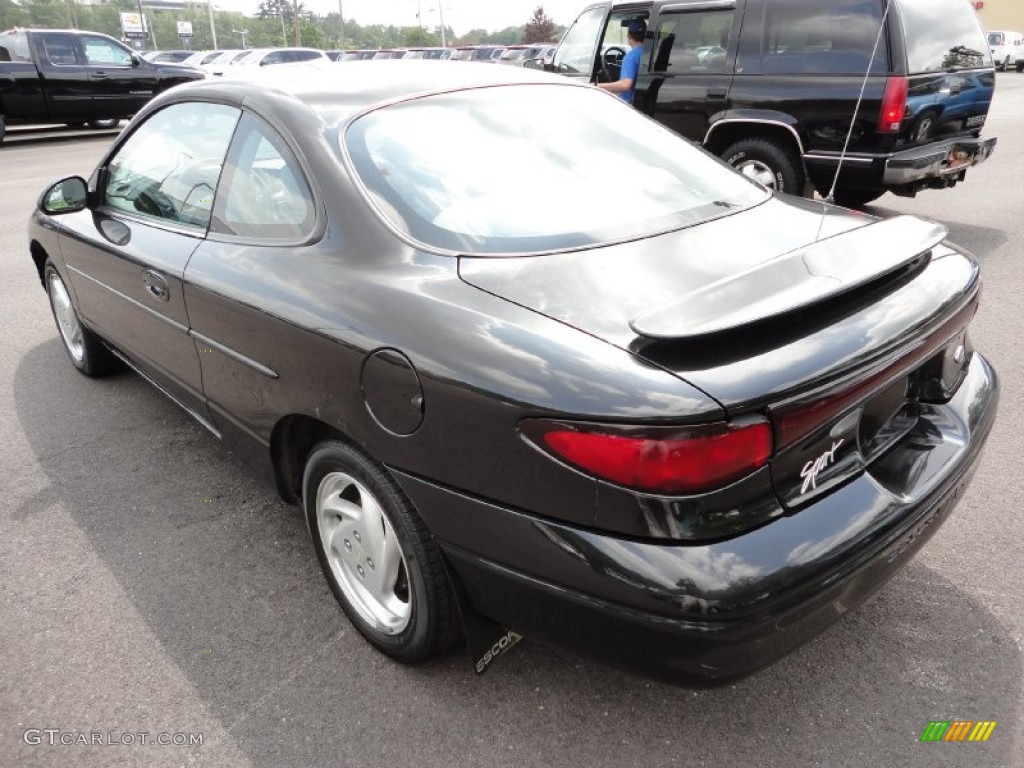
459,197,981,507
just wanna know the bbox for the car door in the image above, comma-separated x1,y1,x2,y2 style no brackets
552,4,611,79
58,101,241,426
80,33,157,116
182,111,320,437
31,31,95,122
634,1,742,141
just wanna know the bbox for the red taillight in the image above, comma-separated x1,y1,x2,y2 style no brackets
525,419,772,495
877,76,908,133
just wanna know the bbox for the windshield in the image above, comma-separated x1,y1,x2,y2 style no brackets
345,85,767,255
900,0,992,71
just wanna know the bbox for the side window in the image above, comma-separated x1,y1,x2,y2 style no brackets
553,6,608,75
211,114,316,241
758,0,887,75
651,11,734,74
291,50,321,63
39,33,80,66
104,102,241,230
81,36,133,67
261,51,283,66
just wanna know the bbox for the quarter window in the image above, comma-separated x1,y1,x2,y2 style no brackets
104,102,241,230
211,113,316,241
651,11,734,75
757,0,888,75
81,35,133,66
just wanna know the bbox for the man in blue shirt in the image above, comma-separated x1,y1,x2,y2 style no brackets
597,20,646,105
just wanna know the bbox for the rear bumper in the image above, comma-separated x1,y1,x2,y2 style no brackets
394,355,998,683
804,136,997,195
883,135,997,187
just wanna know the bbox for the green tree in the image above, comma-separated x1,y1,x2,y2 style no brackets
0,0,30,30
524,5,556,44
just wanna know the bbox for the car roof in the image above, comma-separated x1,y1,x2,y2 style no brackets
163,60,575,125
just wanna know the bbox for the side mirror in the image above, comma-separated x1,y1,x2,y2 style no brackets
40,176,89,215
131,52,142,67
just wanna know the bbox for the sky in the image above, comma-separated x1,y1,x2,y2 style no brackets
216,0,587,33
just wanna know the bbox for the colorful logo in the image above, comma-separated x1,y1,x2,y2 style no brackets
920,721,996,742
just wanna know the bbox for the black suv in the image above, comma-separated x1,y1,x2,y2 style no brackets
546,0,997,207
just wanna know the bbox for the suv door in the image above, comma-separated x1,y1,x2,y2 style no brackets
80,33,157,117
635,1,742,141
57,102,241,425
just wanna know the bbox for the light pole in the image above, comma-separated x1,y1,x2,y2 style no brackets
207,0,218,48
232,28,248,48
338,0,345,47
426,3,449,48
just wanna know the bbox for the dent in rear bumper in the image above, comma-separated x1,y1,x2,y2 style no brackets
883,136,997,186
393,354,998,681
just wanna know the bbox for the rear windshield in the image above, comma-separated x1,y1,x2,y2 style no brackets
345,85,767,255
899,0,991,72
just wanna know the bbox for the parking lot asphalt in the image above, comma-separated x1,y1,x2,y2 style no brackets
1,74,1022,768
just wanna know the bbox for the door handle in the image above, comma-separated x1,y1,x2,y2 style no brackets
142,269,169,302
707,88,728,100
92,72,109,79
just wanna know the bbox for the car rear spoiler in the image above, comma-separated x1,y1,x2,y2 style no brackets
629,215,948,340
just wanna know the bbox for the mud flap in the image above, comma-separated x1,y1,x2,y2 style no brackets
443,558,522,674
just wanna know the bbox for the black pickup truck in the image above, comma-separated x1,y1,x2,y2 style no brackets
0,28,204,145
544,0,998,207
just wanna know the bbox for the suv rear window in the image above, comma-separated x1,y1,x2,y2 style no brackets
900,0,991,72
760,0,887,75
345,85,766,255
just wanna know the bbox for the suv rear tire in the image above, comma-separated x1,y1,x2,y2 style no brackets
723,137,805,195
831,189,885,209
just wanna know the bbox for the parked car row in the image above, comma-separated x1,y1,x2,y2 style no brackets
168,44,559,68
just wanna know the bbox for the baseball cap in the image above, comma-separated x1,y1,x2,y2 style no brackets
627,20,647,38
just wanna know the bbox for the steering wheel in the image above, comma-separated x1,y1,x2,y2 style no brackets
600,46,627,82
133,185,178,219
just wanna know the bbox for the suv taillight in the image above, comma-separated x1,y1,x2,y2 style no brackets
521,418,772,495
877,76,908,133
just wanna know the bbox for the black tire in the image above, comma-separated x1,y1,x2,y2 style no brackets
0,114,6,146
303,439,459,662
1017,60,1024,73
722,137,805,195
830,189,885,209
43,261,120,377
88,118,119,130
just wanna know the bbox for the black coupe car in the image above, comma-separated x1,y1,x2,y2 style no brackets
29,62,998,682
